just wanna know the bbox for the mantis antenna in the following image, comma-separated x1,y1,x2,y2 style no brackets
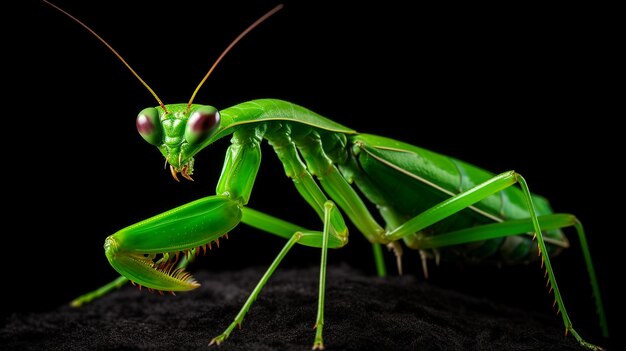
186,4,284,111
44,1,284,115
43,0,168,113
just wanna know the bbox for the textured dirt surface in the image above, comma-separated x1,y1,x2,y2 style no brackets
0,264,589,351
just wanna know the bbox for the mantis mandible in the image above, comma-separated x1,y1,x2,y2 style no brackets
44,1,608,350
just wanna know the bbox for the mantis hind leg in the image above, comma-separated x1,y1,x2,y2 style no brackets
415,214,607,345
384,171,606,350
418,214,607,331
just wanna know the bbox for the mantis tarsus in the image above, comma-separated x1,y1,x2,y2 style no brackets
42,1,609,350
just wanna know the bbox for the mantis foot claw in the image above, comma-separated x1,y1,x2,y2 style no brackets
69,297,88,308
312,340,324,350
312,322,324,349
312,332,324,350
208,334,228,347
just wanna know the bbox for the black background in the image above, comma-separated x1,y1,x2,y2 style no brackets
7,0,617,348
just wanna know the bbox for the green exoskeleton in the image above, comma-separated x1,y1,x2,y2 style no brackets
46,2,607,350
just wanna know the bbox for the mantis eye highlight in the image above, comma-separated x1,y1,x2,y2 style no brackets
136,107,163,146
185,106,220,146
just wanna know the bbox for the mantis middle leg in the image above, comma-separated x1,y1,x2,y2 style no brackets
209,202,337,349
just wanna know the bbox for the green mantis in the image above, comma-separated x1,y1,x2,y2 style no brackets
44,1,609,350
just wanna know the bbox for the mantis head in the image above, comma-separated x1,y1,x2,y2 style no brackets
136,104,221,181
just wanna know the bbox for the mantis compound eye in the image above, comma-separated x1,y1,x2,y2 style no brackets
185,106,220,146
136,107,163,146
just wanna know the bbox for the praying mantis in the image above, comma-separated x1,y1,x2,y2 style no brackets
39,1,610,350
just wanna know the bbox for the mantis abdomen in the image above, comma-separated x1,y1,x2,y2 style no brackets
347,133,569,264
